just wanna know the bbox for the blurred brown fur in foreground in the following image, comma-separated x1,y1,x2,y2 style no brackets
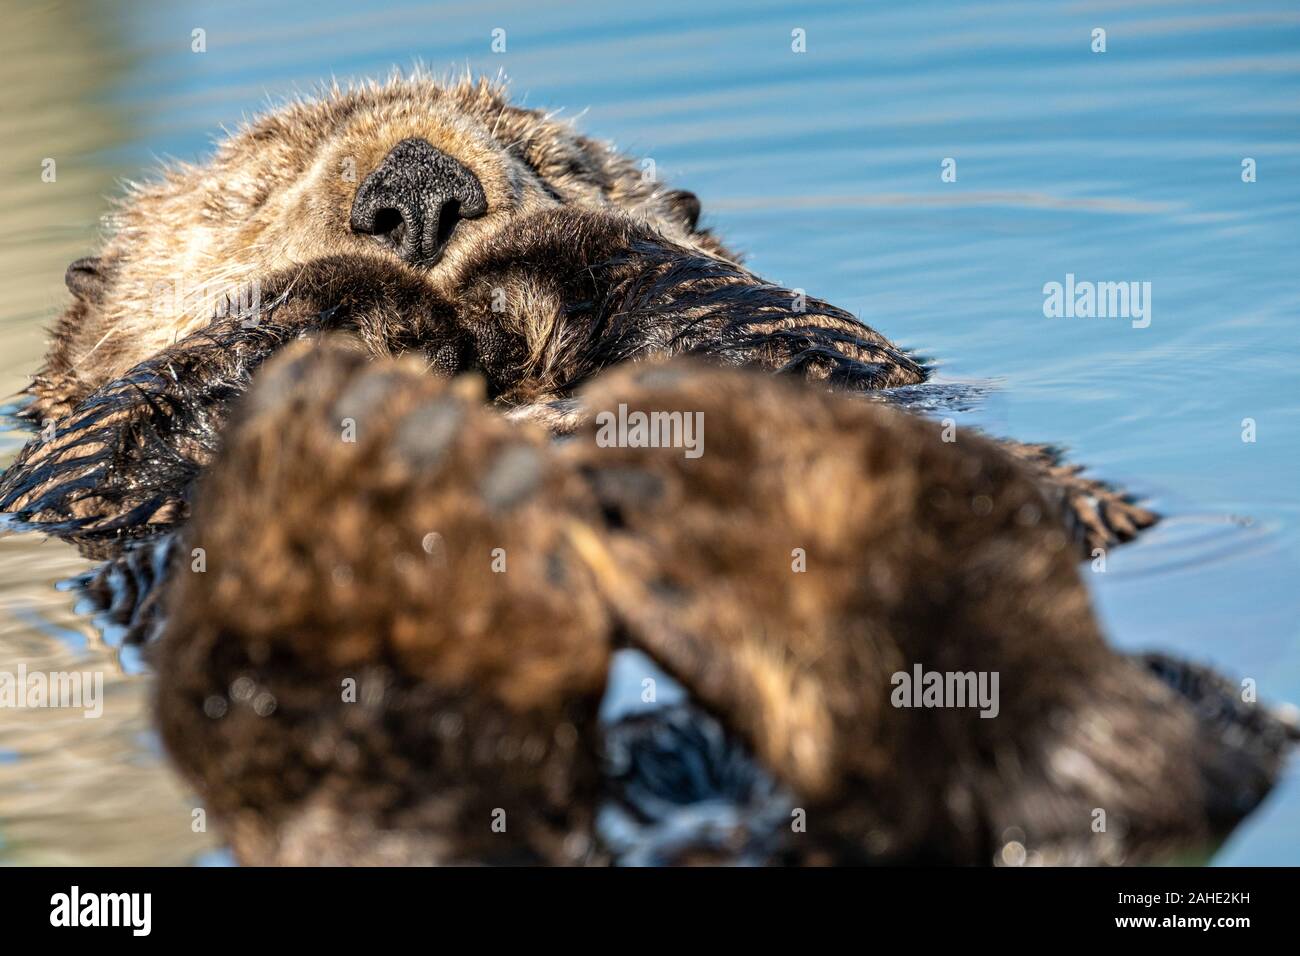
154,343,1290,865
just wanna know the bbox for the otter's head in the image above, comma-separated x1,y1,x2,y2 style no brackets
29,71,729,421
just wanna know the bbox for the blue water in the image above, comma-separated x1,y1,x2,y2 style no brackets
1,0,1297,864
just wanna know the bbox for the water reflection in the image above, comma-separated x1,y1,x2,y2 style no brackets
0,0,213,866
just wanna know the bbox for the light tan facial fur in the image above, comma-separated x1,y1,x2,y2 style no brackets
31,70,725,421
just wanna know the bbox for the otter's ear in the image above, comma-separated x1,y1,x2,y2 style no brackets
666,189,702,231
65,256,110,303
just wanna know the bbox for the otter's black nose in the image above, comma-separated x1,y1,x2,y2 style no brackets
350,138,488,267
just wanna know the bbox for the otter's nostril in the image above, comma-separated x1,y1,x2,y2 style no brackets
434,199,462,250
367,207,408,251
349,138,487,268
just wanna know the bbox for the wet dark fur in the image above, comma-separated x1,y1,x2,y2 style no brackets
152,344,1291,865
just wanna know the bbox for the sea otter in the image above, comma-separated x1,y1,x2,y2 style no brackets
0,73,1236,866
153,341,1294,865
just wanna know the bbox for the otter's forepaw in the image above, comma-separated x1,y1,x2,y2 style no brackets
0,370,202,547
